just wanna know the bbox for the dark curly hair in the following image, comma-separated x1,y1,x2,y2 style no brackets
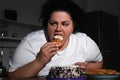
39,0,85,33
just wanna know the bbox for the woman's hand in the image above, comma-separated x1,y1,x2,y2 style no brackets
75,62,89,72
8,42,58,78
75,61,103,73
36,42,58,66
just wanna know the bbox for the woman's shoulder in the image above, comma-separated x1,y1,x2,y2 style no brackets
71,32,95,43
72,32,88,39
23,30,45,41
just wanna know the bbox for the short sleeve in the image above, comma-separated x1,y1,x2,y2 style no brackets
75,32,103,62
85,36,103,62
8,39,36,72
8,30,46,72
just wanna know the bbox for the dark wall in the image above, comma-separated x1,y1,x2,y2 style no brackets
82,11,120,71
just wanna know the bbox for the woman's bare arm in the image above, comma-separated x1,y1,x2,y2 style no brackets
75,61,103,72
8,59,44,78
8,42,58,78
86,61,103,70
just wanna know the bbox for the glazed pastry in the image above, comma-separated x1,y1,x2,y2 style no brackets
85,69,118,75
53,35,63,46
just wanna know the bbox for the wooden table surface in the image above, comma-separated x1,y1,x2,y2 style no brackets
0,77,46,80
0,76,120,80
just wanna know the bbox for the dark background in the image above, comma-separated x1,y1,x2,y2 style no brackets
0,0,120,71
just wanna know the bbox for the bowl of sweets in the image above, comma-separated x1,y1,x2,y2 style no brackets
46,65,86,80
85,69,120,80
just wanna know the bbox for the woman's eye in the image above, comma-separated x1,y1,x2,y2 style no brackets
62,22,69,27
49,22,57,26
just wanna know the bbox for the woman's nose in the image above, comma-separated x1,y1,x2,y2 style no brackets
56,24,62,32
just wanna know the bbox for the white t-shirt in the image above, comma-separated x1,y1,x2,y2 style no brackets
9,30,102,76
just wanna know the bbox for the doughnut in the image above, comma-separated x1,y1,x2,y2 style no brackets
53,35,63,46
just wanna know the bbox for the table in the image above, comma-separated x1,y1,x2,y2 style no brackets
0,76,120,80
0,77,46,80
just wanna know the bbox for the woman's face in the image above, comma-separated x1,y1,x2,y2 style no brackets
47,11,74,50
